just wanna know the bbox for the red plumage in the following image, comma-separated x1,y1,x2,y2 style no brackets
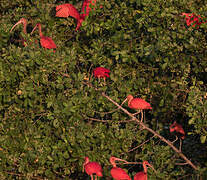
110,156,131,180
170,121,185,139
56,4,80,19
111,167,131,180
56,0,98,31
134,161,155,180
181,13,206,28
83,157,103,179
81,0,97,18
56,3,84,30
93,67,110,79
134,172,147,180
31,23,57,51
40,36,57,50
127,95,152,110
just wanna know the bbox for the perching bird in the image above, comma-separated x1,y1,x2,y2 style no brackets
127,95,152,122
83,157,103,180
31,23,57,51
134,161,155,180
9,18,33,46
55,0,97,31
56,3,84,31
93,67,110,84
110,156,131,180
81,0,97,19
170,121,185,151
181,13,206,28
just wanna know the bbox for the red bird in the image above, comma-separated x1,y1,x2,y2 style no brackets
81,0,97,19
93,67,110,84
127,95,152,122
31,23,57,51
170,121,185,151
55,0,97,31
83,157,103,180
110,156,131,180
56,3,84,31
10,18,31,46
181,13,207,28
134,161,155,180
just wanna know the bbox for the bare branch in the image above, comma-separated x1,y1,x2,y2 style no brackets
127,135,156,153
82,82,198,170
101,91,198,170
82,114,136,123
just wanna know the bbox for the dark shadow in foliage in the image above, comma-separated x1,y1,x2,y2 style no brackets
197,72,207,84
50,7,56,17
69,170,90,180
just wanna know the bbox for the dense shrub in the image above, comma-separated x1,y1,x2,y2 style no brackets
0,0,207,179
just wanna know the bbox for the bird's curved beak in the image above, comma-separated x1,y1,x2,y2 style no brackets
31,24,38,35
10,20,23,32
146,162,157,173
113,157,128,163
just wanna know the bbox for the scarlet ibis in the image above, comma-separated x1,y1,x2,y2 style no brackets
55,0,97,31
134,161,155,180
83,157,103,180
127,95,152,122
31,23,57,51
81,0,97,19
181,13,206,28
9,18,32,46
110,156,131,180
170,121,185,151
56,3,84,31
93,67,110,84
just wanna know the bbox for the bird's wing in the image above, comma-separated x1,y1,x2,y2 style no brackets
40,37,57,49
56,4,80,20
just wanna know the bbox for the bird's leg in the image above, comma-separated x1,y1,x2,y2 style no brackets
132,109,141,116
179,139,182,152
90,174,94,180
95,175,97,180
89,72,93,82
138,110,145,130
141,110,144,122
103,77,106,85
172,136,178,143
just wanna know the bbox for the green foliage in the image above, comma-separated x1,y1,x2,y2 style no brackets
0,0,207,179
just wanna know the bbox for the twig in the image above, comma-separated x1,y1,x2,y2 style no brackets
4,171,43,180
127,135,156,153
175,162,189,166
83,116,110,123
177,174,192,180
92,108,123,115
83,114,136,123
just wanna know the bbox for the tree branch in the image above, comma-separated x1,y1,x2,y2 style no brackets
101,91,198,170
82,81,198,170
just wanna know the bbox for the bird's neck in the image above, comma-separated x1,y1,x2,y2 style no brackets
38,24,43,37
127,97,133,106
23,23,27,34
143,164,147,174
